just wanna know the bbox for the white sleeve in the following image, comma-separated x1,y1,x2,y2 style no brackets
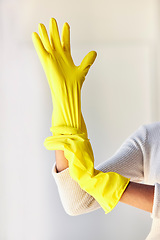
53,125,146,215
151,183,160,219
53,165,100,216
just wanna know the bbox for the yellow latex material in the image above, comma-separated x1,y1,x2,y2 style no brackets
32,18,130,214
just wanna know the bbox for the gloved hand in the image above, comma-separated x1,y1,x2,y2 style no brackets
32,18,95,134
32,18,130,214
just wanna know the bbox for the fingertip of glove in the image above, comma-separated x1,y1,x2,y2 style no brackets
92,50,97,58
64,22,70,29
50,17,57,26
38,23,45,32
50,17,56,22
32,32,37,41
89,51,97,63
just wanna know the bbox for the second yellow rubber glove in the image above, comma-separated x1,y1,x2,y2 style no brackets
32,18,130,214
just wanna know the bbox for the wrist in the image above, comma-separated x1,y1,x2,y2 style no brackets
55,150,69,172
51,82,82,127
51,111,87,134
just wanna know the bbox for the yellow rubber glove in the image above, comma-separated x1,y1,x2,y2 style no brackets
32,18,130,214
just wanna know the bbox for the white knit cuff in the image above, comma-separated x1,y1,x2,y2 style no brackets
52,163,70,184
151,183,160,219
52,163,100,215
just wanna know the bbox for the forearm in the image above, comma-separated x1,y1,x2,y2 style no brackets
55,158,154,214
120,181,154,213
54,163,154,214
55,150,69,172
55,149,154,213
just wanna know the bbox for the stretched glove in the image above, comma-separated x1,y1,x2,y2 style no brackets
32,18,130,214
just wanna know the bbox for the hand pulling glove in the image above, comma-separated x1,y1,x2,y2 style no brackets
32,18,130,213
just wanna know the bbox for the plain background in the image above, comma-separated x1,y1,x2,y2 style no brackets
1,0,160,239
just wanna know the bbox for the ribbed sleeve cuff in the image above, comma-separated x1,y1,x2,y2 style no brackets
151,183,160,219
52,163,100,215
52,163,70,184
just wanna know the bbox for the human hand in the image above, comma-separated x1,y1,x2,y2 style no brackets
32,18,97,130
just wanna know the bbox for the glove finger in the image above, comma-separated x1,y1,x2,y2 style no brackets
49,18,62,51
79,51,97,77
32,32,48,61
38,23,52,53
61,22,70,52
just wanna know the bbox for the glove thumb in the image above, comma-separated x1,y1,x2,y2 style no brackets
79,51,97,78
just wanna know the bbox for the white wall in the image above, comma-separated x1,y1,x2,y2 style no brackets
1,0,160,239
